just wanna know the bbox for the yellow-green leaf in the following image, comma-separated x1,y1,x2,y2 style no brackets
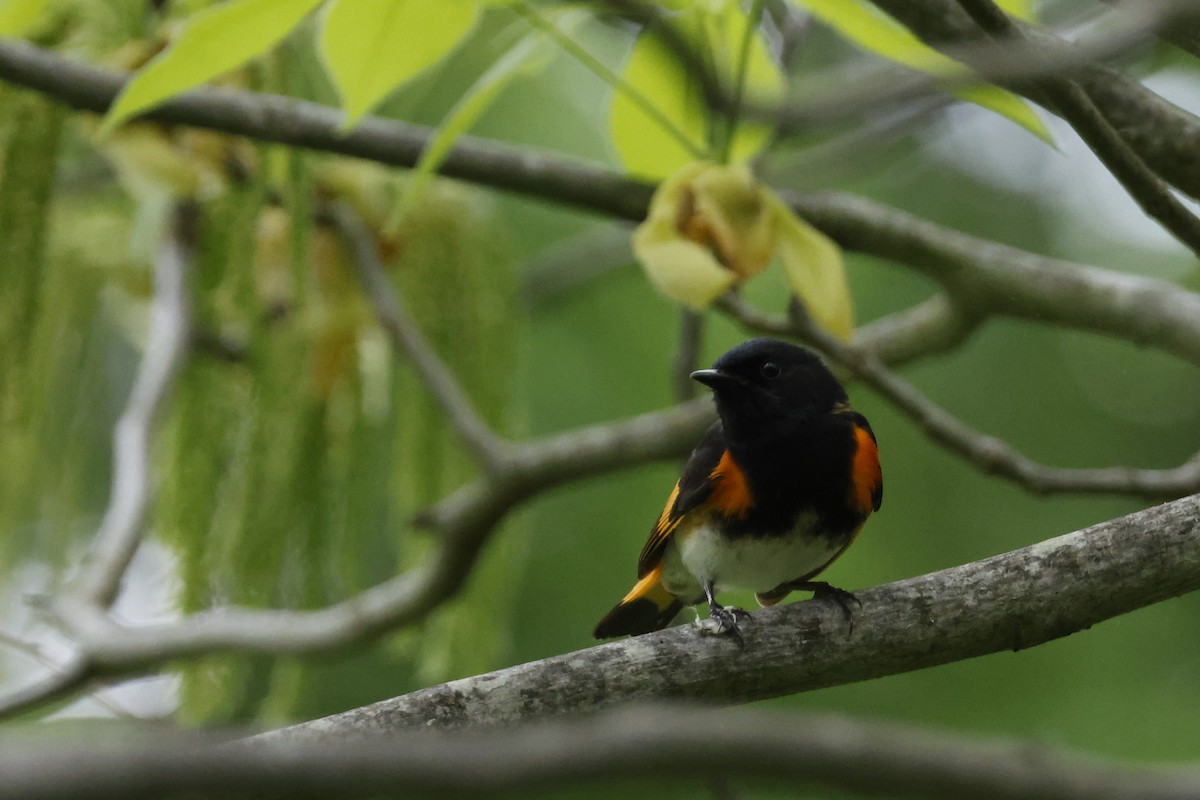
996,0,1035,21
610,1,782,179
102,0,322,133
319,0,480,129
391,11,584,231
792,0,1050,142
764,192,853,340
0,0,51,37
633,162,779,309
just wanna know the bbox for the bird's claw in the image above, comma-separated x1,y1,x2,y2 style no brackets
808,582,861,629
695,605,750,646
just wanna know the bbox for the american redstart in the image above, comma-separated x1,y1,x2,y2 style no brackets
594,338,882,641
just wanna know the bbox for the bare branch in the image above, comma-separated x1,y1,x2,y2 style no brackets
867,0,1200,200
768,1,1179,137
950,0,1200,258
0,38,1196,368
4,705,1200,800
0,650,88,719
265,494,1200,735
0,37,653,221
785,190,1200,368
0,399,714,719
332,203,511,474
68,202,195,608
854,294,981,367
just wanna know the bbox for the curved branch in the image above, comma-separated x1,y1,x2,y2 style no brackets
950,0,1200,258
1,38,1196,368
0,398,715,719
333,203,511,474
0,37,653,221
866,0,1200,200
69,202,195,608
4,706,1200,800
264,494,1200,735
786,190,1200,368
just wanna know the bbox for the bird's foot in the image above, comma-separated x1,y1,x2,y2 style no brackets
801,581,861,628
694,605,750,646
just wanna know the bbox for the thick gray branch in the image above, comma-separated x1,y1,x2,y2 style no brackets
0,37,652,221
0,38,1195,367
787,190,1200,368
266,494,1200,736
4,705,1200,800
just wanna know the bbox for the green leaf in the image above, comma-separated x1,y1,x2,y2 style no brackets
996,0,1035,21
793,0,1051,142
390,12,584,231
632,162,775,309
0,0,51,37
610,1,782,179
319,0,480,129
764,191,853,340
102,0,323,133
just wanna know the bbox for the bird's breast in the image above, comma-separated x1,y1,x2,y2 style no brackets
662,511,845,597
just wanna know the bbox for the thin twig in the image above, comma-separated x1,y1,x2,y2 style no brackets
69,202,196,608
332,203,511,475
673,309,704,402
766,1,1176,137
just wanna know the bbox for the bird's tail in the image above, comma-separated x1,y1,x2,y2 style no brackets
593,564,684,639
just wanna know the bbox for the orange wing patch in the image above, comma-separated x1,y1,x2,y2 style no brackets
849,423,883,514
707,449,755,519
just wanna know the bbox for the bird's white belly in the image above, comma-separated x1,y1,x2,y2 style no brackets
661,514,842,598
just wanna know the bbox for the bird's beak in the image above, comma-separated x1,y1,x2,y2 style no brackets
690,368,739,390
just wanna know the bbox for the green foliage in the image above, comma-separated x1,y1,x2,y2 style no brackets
318,0,481,128
0,0,50,36
609,0,781,178
102,0,325,132
144,156,521,723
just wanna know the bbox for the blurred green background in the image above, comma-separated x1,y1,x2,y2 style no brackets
1,0,1199,796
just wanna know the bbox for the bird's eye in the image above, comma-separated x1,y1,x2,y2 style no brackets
760,361,781,379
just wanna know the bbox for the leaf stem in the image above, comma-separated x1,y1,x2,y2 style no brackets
509,0,708,160
719,0,766,164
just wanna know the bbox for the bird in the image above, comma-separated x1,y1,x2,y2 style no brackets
593,338,882,641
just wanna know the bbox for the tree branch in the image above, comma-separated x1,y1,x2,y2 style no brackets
4,705,1200,800
1,38,1196,368
68,201,195,608
263,494,1200,736
332,203,511,474
786,190,1200,368
866,0,1200,200
0,398,715,718
949,0,1200,259
0,37,653,221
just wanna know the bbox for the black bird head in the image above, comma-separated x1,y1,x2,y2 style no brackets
691,338,847,440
